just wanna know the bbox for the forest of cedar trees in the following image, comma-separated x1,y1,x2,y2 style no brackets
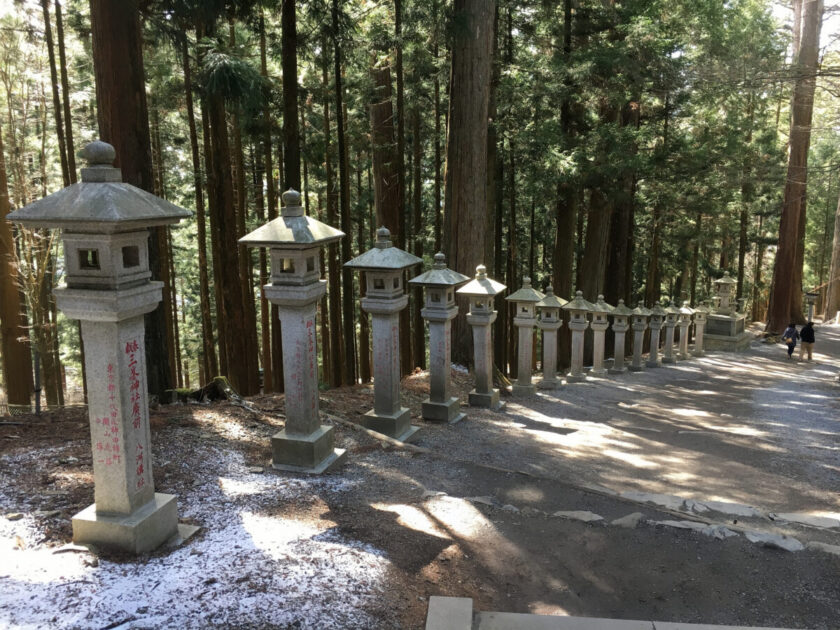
1,0,839,411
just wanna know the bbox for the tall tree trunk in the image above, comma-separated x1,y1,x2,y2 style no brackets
0,120,33,408
182,35,218,381
41,0,70,187
443,0,496,366
282,0,301,191
90,0,171,398
259,12,275,391
766,0,823,332
332,0,357,385
54,0,76,183
824,192,840,321
411,106,425,370
369,67,402,242
580,188,612,300
433,0,443,255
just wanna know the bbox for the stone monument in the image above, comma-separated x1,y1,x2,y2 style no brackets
704,272,751,351
240,189,347,472
408,253,470,423
7,141,194,553
456,265,506,409
562,291,594,383
677,301,694,360
629,305,651,372
609,299,635,374
692,301,710,357
536,286,567,389
661,302,680,364
589,295,614,377
506,278,544,396
344,227,422,441
646,303,666,368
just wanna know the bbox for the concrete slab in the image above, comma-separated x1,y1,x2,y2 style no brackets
475,612,653,629
271,448,347,474
72,493,178,554
425,596,472,630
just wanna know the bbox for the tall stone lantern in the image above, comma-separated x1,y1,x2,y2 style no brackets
609,299,635,374
629,305,651,372
661,301,681,364
536,286,567,389
408,252,470,423
7,141,192,554
692,301,710,357
590,295,614,376
677,301,695,360
345,227,422,441
506,277,544,396
456,265,507,410
646,303,667,368
240,189,347,473
562,291,594,383
713,272,737,315
805,292,818,321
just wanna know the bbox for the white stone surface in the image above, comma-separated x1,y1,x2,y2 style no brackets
611,512,645,528
552,510,604,523
774,512,840,529
744,531,804,552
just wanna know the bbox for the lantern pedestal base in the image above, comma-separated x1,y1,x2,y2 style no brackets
566,373,586,383
537,377,561,390
692,348,705,357
468,389,502,410
271,425,347,474
589,367,608,377
662,356,677,364
72,493,179,554
511,383,536,396
609,366,627,375
628,364,645,372
422,397,465,424
363,408,420,442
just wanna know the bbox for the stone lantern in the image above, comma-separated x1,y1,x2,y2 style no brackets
692,301,711,357
408,252,470,423
609,299,635,374
456,265,506,409
677,301,695,360
7,140,193,554
646,303,667,368
589,295,614,376
713,272,737,315
805,292,818,322
562,291,594,383
536,286,567,389
506,277,545,396
240,189,347,473
345,227,422,441
661,301,681,364
629,305,651,372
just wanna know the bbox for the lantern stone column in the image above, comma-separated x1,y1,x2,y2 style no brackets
562,291,594,383
241,189,347,473
536,286,567,389
609,300,634,374
646,304,666,368
346,228,422,441
678,302,695,360
8,141,195,554
457,265,506,409
409,253,469,423
630,306,651,372
692,302,710,357
507,278,544,396
662,302,680,364
590,296,613,376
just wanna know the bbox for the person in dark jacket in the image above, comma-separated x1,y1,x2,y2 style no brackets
799,321,815,361
782,323,798,359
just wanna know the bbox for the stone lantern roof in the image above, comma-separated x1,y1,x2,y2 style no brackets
679,301,695,316
239,189,344,248
649,303,667,318
562,290,595,313
692,300,711,314
409,252,470,288
7,141,191,232
612,299,635,317
344,226,422,270
457,264,506,297
592,294,614,315
506,277,545,304
714,272,737,286
536,285,568,309
632,305,652,317
664,301,681,315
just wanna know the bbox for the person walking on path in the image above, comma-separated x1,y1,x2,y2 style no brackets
799,321,815,361
782,323,799,359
